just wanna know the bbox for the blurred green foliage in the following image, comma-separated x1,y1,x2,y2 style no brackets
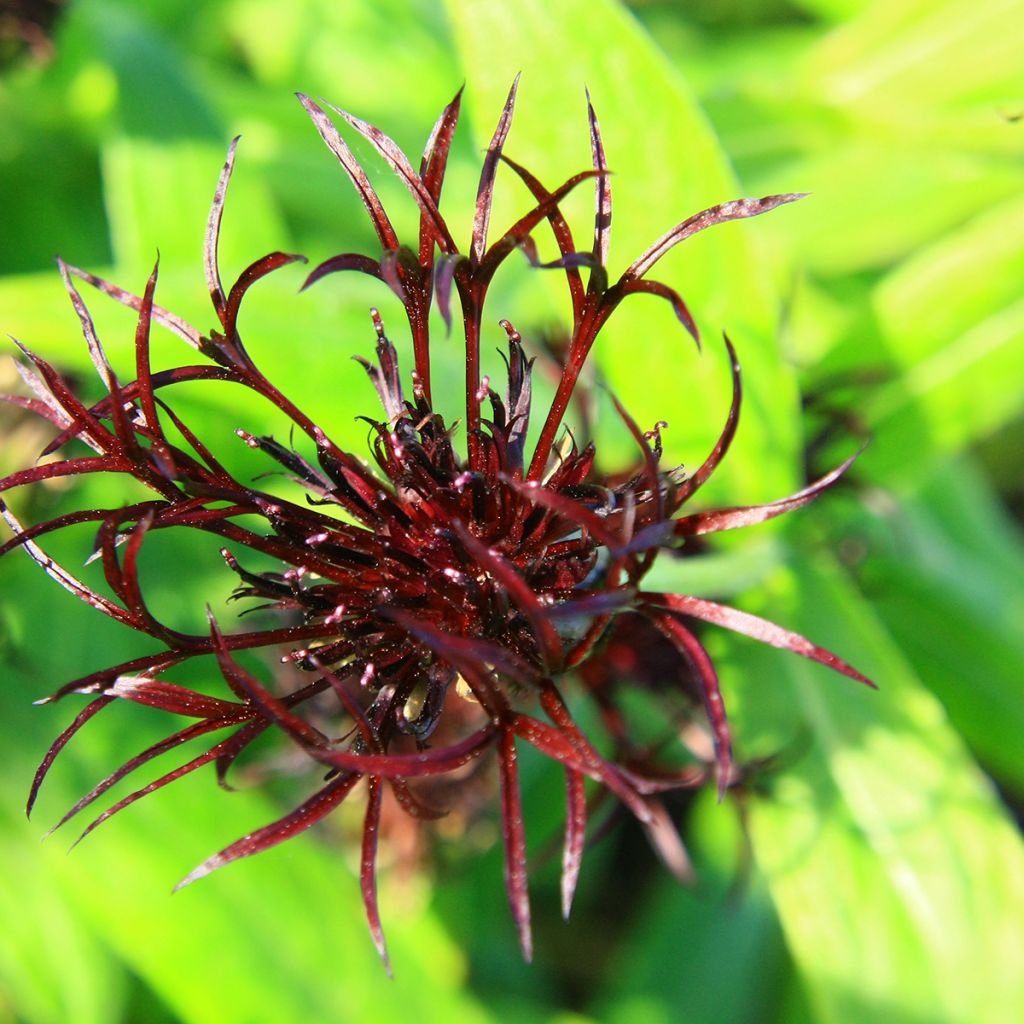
1,0,1022,1021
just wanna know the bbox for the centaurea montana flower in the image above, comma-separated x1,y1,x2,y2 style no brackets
0,82,872,968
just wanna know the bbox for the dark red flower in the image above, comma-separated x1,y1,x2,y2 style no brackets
0,82,871,969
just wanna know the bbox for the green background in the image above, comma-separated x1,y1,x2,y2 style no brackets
1,1,1022,1021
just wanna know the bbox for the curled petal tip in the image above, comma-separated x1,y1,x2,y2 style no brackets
370,933,393,977
172,866,207,893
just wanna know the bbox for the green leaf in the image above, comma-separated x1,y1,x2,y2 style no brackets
754,143,1020,276
857,455,1024,790
862,195,1024,480
225,0,459,126
738,554,1024,1023
799,0,1024,122
66,0,223,140
0,801,126,1024
874,194,1024,355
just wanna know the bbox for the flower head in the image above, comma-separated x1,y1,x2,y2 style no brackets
0,82,871,968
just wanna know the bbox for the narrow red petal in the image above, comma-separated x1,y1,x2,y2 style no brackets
301,253,383,291
639,797,694,883
472,75,520,264
222,252,307,339
651,611,733,800
329,103,455,253
51,717,238,837
11,340,121,457
208,615,330,748
498,728,533,962
585,88,612,271
616,277,698,346
313,724,499,779
1,456,130,493
297,93,399,251
175,772,361,890
643,591,876,689
562,768,587,920
105,675,248,720
205,137,239,320
672,448,863,537
1,500,135,626
360,777,391,974
133,257,163,438
65,262,203,349
420,86,463,202
670,334,742,509
478,170,600,284
624,193,807,280
27,696,114,817
499,154,585,325
537,684,653,826
70,741,229,849
0,504,152,559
